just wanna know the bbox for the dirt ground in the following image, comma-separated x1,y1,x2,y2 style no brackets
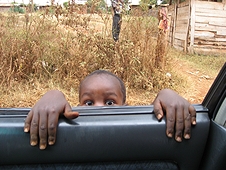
172,59,216,104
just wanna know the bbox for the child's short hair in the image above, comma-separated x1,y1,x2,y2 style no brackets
79,70,126,103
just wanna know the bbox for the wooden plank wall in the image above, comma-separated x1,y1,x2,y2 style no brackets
167,0,226,55
193,1,226,54
167,1,190,51
167,5,175,46
174,1,190,51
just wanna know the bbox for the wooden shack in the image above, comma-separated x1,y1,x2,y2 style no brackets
0,3,12,12
167,0,226,55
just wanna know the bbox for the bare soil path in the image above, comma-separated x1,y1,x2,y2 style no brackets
172,59,216,104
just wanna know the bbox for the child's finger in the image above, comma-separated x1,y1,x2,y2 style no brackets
64,111,79,119
39,113,48,150
189,105,196,125
30,110,39,147
63,103,79,119
174,106,184,142
24,111,33,132
47,113,59,146
153,100,164,120
165,106,176,139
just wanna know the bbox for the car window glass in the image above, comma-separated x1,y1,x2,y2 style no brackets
214,97,226,128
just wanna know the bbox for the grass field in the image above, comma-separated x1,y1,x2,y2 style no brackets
0,6,225,107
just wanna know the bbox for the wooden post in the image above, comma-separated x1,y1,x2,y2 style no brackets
172,3,177,48
189,0,195,54
29,0,34,12
155,5,169,70
184,0,191,52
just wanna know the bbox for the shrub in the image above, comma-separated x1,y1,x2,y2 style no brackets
0,5,172,95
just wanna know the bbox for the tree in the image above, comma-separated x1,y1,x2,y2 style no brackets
140,0,157,11
86,0,107,13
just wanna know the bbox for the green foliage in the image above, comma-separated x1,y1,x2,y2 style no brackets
140,0,157,10
63,2,69,8
150,0,157,5
10,5,25,13
161,0,169,4
86,0,107,13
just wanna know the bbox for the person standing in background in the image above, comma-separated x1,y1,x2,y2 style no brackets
111,0,124,42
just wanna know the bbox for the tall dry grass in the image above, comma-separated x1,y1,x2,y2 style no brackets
0,4,206,107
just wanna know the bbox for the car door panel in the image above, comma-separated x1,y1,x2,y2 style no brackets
0,105,209,170
200,62,226,170
200,120,226,170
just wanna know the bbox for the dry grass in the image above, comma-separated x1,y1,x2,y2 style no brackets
0,5,224,107
171,50,225,77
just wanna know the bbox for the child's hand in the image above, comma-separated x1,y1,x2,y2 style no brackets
152,89,196,142
24,90,79,150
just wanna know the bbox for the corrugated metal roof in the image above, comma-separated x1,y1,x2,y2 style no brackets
0,3,15,7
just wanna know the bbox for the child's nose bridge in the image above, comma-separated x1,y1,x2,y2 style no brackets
93,101,105,106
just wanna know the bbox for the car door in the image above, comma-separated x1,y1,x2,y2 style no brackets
199,62,226,170
0,105,210,170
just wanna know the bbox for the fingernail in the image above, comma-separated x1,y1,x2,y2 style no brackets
168,133,173,138
24,128,28,132
184,134,190,139
192,120,196,125
157,114,162,120
31,141,37,146
176,137,182,142
40,144,46,150
49,141,54,145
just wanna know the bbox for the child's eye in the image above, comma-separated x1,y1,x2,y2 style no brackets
85,100,94,106
105,100,115,106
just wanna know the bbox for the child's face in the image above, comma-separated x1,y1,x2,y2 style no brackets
79,74,124,106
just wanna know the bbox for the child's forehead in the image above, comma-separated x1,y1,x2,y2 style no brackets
84,74,118,83
80,74,122,94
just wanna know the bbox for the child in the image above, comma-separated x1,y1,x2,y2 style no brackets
24,70,196,150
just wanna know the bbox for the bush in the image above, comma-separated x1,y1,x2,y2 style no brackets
0,6,173,95
10,5,25,13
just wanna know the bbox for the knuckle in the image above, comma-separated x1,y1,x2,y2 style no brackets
39,106,57,114
48,107,57,115
168,104,175,109
185,129,191,134
31,134,38,141
40,138,47,145
154,109,161,115
176,130,183,136
176,117,183,124
48,135,55,141
167,117,175,123
40,124,46,131
24,117,30,123
185,114,191,121
24,122,29,127
167,128,174,133
31,121,38,128
48,123,56,131
191,115,196,118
